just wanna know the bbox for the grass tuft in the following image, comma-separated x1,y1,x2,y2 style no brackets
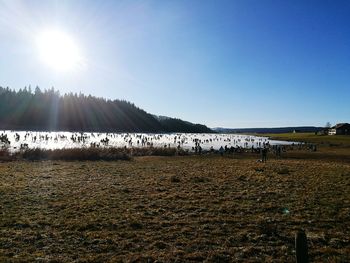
130,222,143,230
0,148,12,161
170,175,181,183
276,167,291,175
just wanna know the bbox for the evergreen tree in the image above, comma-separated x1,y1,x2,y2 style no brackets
0,87,213,133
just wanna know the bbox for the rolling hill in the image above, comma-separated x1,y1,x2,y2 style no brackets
0,86,213,133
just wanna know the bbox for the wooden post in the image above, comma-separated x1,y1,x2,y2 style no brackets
295,229,309,263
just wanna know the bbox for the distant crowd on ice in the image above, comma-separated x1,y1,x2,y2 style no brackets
1,131,317,161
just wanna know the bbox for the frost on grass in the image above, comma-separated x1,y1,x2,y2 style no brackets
0,156,349,262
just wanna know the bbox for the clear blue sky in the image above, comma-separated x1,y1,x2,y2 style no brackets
0,0,349,128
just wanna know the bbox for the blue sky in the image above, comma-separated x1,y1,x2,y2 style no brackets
0,0,349,128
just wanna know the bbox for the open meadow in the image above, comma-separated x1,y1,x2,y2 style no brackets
263,132,350,147
1,147,350,262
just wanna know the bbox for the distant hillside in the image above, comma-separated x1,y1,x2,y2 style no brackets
0,86,212,133
155,116,213,133
213,126,323,134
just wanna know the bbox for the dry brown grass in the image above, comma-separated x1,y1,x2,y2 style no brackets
0,154,349,262
262,132,350,147
0,147,189,162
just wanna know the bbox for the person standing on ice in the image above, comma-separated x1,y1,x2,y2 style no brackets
261,147,267,162
219,146,224,156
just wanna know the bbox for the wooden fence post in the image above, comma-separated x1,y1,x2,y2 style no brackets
295,229,309,263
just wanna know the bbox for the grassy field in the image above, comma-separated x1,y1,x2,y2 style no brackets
1,152,350,262
262,132,350,147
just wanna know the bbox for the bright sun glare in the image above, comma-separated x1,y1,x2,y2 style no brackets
36,29,83,72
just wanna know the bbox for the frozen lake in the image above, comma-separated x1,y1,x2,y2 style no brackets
0,130,296,152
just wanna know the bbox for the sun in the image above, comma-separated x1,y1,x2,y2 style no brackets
36,29,83,72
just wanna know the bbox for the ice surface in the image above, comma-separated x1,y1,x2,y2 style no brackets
0,130,296,152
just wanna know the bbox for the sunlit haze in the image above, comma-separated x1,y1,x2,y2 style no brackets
36,29,83,72
0,0,349,128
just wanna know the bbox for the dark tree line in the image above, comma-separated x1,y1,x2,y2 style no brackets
0,86,213,133
157,117,212,133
